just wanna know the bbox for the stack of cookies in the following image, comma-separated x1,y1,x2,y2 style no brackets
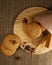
0,34,20,56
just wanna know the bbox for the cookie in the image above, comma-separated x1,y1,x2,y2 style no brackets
23,22,42,38
3,34,20,50
0,45,16,56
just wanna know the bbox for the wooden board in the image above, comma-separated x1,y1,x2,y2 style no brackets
0,0,52,65
13,7,52,54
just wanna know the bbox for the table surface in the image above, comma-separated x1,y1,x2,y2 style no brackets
0,0,52,65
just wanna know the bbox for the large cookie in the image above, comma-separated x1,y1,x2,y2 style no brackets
23,22,42,38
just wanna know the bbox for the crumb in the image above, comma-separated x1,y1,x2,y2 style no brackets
23,42,26,44
15,56,22,61
22,44,24,47
25,45,31,51
30,48,35,53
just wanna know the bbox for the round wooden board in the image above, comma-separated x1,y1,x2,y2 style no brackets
13,7,52,54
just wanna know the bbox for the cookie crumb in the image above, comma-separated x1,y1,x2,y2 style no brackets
15,56,22,61
22,44,24,47
23,42,26,44
30,48,35,53
25,45,31,51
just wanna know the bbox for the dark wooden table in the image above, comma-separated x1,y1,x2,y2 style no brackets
0,0,52,65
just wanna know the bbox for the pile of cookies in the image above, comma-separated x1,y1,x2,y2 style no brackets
0,34,21,56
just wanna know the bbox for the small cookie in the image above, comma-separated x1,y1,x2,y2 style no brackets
0,45,16,56
3,34,20,50
23,22,42,38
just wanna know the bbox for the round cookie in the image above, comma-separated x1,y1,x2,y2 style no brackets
0,45,16,56
3,34,20,50
23,22,42,38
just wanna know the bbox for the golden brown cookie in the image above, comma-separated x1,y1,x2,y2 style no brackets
0,45,16,56
23,22,42,39
3,34,20,50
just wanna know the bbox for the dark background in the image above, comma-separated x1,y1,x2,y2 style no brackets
0,0,52,65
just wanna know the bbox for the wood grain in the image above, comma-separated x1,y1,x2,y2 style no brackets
0,0,52,65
